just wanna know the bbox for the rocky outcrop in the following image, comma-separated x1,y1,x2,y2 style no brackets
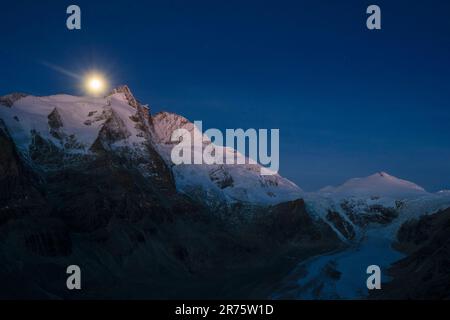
0,93,28,107
326,210,356,240
340,199,399,228
48,108,64,140
29,130,65,166
210,166,234,189
89,109,131,152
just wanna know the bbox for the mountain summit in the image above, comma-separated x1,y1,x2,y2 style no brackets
319,171,428,199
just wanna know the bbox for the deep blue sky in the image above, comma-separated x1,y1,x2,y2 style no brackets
1,0,450,191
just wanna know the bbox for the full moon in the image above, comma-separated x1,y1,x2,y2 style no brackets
84,73,107,95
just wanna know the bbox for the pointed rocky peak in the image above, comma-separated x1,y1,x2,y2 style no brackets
0,93,28,108
110,84,133,96
109,85,149,113
370,171,397,179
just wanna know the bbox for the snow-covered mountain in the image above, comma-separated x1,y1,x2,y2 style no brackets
300,172,443,242
1,87,446,233
1,86,450,299
0,92,148,154
0,87,445,234
0,87,302,208
319,171,428,199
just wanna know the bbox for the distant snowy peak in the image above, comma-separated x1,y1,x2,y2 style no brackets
319,171,428,199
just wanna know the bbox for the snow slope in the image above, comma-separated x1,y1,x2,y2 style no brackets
152,112,303,206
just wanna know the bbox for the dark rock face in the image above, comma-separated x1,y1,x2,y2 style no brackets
48,108,64,139
326,210,355,240
210,166,234,189
90,109,131,152
373,207,450,299
28,130,65,166
0,124,47,226
264,200,340,245
23,218,72,257
0,93,27,107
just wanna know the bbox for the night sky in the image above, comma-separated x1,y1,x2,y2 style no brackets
1,0,450,191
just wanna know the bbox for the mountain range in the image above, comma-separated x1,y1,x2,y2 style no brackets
1,86,449,299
